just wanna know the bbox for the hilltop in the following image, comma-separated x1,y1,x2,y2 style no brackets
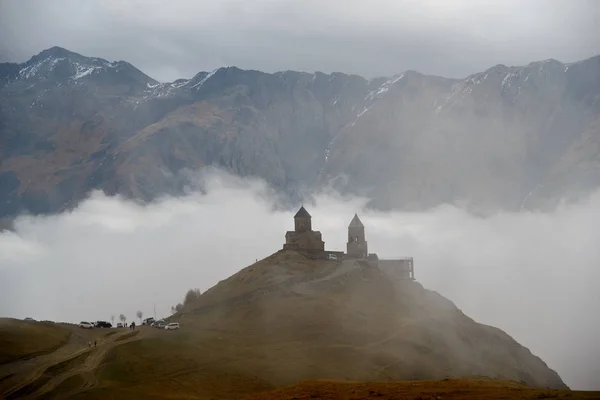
3,251,598,399
2,47,600,217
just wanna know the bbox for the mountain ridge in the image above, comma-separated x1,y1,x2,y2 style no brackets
1,47,600,217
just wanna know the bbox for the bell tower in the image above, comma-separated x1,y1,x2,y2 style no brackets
294,206,312,232
347,213,368,258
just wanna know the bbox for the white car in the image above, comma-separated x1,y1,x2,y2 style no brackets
164,322,179,330
79,321,94,329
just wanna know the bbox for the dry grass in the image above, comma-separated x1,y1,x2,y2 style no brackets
114,330,139,342
5,351,92,399
244,379,600,400
0,319,71,364
87,336,273,399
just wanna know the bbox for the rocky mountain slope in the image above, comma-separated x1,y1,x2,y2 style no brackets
1,47,600,217
171,251,567,390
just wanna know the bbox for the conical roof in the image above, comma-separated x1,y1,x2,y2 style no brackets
294,206,311,218
348,213,364,228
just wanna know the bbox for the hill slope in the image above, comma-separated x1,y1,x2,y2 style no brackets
0,319,71,364
170,251,567,389
2,48,600,217
0,252,588,399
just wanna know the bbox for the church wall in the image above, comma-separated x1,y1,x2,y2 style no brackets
378,259,414,279
284,231,324,252
347,241,368,258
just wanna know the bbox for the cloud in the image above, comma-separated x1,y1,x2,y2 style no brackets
1,168,599,390
1,0,599,81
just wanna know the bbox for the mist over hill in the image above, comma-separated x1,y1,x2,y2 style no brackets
1,169,599,390
2,47,600,218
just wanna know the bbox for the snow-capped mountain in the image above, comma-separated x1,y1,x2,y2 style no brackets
1,46,600,217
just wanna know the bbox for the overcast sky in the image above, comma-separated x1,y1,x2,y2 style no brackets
1,169,599,390
1,0,599,81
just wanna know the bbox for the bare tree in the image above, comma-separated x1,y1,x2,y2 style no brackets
183,288,202,306
170,303,184,315
136,310,143,323
119,314,126,324
110,315,115,325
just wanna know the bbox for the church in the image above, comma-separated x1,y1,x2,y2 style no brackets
282,206,414,280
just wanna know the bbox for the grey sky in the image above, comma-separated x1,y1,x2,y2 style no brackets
1,169,599,390
1,0,599,81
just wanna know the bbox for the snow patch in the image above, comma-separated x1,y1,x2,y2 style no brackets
73,64,100,80
501,72,517,91
356,105,373,119
190,69,217,90
365,73,404,101
171,80,189,89
19,61,44,79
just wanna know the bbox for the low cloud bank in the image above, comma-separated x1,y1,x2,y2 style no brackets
1,170,598,390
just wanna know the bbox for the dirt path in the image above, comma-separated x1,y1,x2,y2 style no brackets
1,328,145,400
0,324,92,395
42,330,143,399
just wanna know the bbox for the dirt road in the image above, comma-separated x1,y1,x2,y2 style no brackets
1,326,146,400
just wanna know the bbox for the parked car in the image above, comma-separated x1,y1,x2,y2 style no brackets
165,322,179,330
24,317,35,322
142,317,155,326
79,321,94,329
95,321,112,328
155,321,166,329
116,322,124,328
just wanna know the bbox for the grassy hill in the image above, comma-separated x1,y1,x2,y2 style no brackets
2,251,594,399
0,318,71,364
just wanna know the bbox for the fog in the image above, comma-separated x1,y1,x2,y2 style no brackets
1,0,599,81
1,169,599,390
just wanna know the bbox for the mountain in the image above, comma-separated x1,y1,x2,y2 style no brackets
1,47,600,217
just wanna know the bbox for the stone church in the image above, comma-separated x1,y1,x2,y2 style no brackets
282,206,325,252
282,206,414,280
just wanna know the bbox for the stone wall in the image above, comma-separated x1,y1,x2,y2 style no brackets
347,240,368,259
283,230,325,252
377,258,415,280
